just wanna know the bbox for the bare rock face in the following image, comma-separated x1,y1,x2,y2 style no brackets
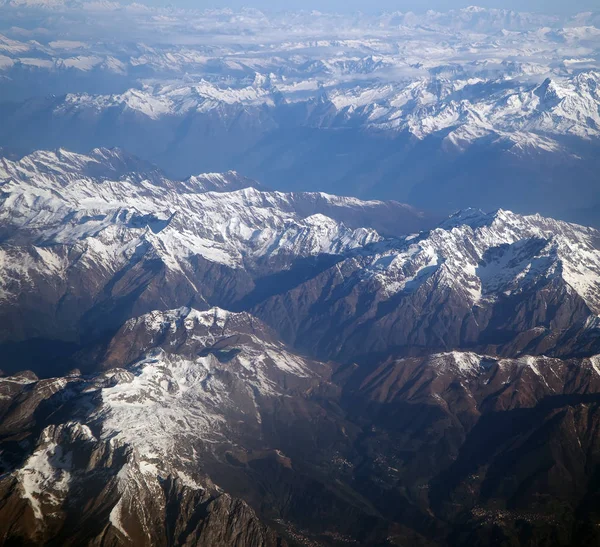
0,421,284,547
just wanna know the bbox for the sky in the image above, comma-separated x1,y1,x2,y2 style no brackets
147,0,599,15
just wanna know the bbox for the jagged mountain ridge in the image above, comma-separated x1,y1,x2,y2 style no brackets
0,147,431,348
1,148,600,545
4,72,600,160
254,207,600,361
36,71,600,141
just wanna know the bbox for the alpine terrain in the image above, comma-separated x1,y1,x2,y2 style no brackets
1,2,600,547
0,147,599,546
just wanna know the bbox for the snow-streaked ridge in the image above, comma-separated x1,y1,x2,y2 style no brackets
89,306,330,477
361,207,600,313
0,149,388,302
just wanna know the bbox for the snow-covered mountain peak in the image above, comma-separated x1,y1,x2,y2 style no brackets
428,351,484,375
0,146,162,188
439,207,491,229
535,77,566,104
351,208,600,314
183,171,262,193
88,305,332,472
0,148,437,346
123,306,263,338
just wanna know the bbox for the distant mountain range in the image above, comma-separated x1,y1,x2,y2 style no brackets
0,5,599,225
2,72,599,225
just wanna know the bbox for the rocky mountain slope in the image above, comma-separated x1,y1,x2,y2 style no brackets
1,148,600,546
254,208,600,361
2,331,600,545
0,148,430,351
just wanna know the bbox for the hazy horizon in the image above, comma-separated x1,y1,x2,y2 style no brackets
138,0,599,15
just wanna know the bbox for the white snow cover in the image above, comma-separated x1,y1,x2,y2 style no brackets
0,148,383,300
388,351,600,395
14,424,95,520
427,351,484,375
360,208,600,313
88,306,327,474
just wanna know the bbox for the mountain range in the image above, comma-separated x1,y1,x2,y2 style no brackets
0,4,599,225
1,147,600,546
1,3,600,545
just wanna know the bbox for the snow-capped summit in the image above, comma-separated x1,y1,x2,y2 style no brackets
182,171,263,193
253,208,600,360
0,147,163,187
92,305,331,468
2,147,598,361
